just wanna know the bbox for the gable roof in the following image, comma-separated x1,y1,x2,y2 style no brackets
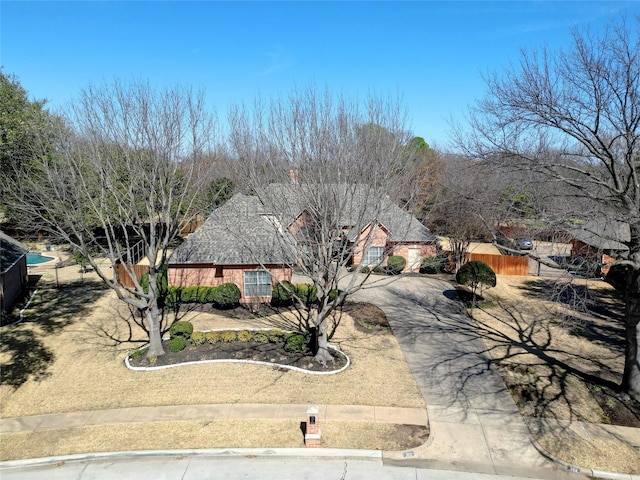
0,232,29,275
169,194,296,265
569,220,630,252
261,183,435,243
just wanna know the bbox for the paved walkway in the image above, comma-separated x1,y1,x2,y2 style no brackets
0,404,427,434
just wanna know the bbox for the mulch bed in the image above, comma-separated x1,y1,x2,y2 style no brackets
128,336,348,372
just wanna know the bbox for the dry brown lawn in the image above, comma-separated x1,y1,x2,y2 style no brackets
0,279,426,460
472,274,640,474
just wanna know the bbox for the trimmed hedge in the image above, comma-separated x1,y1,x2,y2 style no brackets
169,336,187,352
386,255,406,275
271,280,295,306
169,321,194,339
212,283,241,309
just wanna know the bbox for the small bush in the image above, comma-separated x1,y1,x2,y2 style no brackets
271,280,295,306
295,284,317,305
237,330,252,342
252,332,269,343
169,336,187,352
212,283,241,309
386,255,406,275
220,330,237,342
361,266,370,274
420,256,442,274
130,347,148,360
191,331,206,346
206,331,221,344
284,333,308,353
373,266,384,273
169,321,194,339
268,331,285,343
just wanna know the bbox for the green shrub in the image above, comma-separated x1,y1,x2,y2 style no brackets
191,331,206,346
212,283,241,309
386,255,406,275
373,266,384,273
420,256,442,274
169,321,193,339
169,336,187,352
268,331,285,343
206,331,221,344
284,333,308,353
130,346,148,360
295,284,317,305
361,266,370,274
271,280,295,306
456,260,497,306
220,330,237,342
237,330,252,342
252,332,269,343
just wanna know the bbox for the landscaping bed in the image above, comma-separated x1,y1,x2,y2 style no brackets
128,331,347,372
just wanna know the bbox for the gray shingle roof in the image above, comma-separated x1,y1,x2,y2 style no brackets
170,185,435,266
261,183,435,243
169,194,296,265
569,220,630,252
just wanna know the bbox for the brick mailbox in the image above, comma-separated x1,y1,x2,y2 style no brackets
305,406,321,448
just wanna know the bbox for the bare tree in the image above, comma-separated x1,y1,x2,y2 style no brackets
227,87,423,365
4,79,218,358
456,17,640,400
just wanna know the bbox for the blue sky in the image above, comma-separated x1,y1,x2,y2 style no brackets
1,1,637,147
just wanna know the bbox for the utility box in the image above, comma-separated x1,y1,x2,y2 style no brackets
305,406,321,448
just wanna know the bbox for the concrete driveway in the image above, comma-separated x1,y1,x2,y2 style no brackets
349,275,582,479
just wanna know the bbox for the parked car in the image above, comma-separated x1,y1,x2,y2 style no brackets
515,237,533,250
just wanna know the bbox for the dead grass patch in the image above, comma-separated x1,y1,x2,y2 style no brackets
471,275,640,474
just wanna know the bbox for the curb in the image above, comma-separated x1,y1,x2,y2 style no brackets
528,432,640,480
0,448,382,470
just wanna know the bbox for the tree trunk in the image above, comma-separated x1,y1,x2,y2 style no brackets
312,314,334,367
145,269,165,359
621,266,640,401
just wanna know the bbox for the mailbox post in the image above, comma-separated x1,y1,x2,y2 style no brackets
305,406,321,448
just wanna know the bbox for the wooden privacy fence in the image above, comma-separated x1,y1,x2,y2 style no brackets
116,263,150,287
469,253,529,276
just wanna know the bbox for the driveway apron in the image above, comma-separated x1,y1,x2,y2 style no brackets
350,276,583,479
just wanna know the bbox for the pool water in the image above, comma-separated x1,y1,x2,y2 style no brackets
26,253,55,265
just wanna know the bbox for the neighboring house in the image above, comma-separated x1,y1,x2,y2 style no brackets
168,194,295,303
569,220,630,276
0,232,29,314
168,185,436,302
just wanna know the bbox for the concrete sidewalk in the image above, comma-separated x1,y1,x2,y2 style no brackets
0,403,427,434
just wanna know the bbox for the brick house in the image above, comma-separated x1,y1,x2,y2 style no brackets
168,194,295,303
168,185,436,302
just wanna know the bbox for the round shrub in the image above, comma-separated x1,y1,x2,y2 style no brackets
206,331,221,344
252,331,269,343
190,331,206,346
284,333,308,353
420,256,442,274
169,321,193,339
295,284,317,305
169,336,187,352
221,330,237,342
386,255,406,275
237,330,252,342
271,280,295,307
268,331,285,343
212,283,241,309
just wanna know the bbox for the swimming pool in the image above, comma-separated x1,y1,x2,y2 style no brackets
26,253,55,265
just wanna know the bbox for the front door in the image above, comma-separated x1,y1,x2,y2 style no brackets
408,248,421,272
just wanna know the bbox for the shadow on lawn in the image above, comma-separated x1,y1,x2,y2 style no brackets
374,278,639,426
0,280,108,388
